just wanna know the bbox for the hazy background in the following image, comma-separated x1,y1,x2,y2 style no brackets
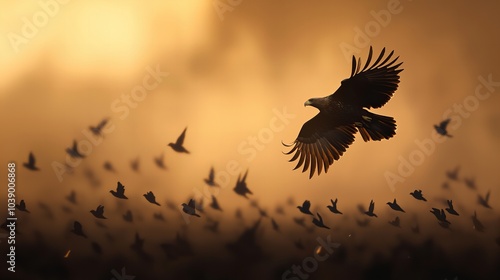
0,0,499,279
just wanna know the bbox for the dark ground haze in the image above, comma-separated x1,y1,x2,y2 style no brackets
0,1,499,279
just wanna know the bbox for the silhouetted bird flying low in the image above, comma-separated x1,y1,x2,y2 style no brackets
271,218,280,232
387,199,405,212
365,200,378,217
90,205,106,219
168,127,190,153
23,152,39,171
297,200,313,215
430,208,450,224
204,166,219,187
445,200,459,216
15,200,30,213
110,181,128,199
389,216,400,228
182,199,201,217
283,46,403,178
89,118,109,136
123,210,133,222
130,232,144,252
204,219,219,233
66,190,77,205
233,170,252,198
477,190,492,209
144,191,161,206
154,153,167,170
327,198,343,214
471,211,485,232
70,221,87,238
464,177,476,189
293,217,306,227
446,166,460,181
410,190,427,201
103,161,116,172
209,195,223,211
130,157,140,172
275,205,285,215
153,212,165,221
312,212,330,229
434,118,452,137
66,140,85,158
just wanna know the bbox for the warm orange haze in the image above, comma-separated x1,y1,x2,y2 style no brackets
0,1,499,279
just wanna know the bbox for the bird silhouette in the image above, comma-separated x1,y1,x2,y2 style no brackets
70,221,87,238
356,218,371,228
91,242,102,255
66,140,85,158
441,182,450,190
477,190,492,209
387,199,405,212
168,127,190,153
153,153,167,170
90,205,106,219
65,190,77,205
144,191,161,206
293,217,306,227
103,161,116,172
471,211,485,232
15,200,30,213
364,200,377,217
204,218,219,233
209,195,223,211
312,212,330,229
430,208,450,224
204,166,219,187
271,218,280,232
235,208,243,220
464,177,476,189
445,200,459,216
130,232,144,252
294,239,305,250
275,205,285,215
434,118,452,137
130,157,140,172
446,166,460,181
153,212,165,222
110,181,128,199
89,118,109,136
182,199,201,217
123,210,133,223
23,152,39,171
410,190,427,201
388,216,401,228
411,223,420,234
257,207,268,218
233,170,252,198
297,200,313,215
325,199,342,215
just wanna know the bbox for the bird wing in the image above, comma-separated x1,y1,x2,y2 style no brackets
176,127,187,145
28,152,35,165
188,199,196,209
284,114,357,178
440,118,451,130
74,221,82,231
20,200,26,208
117,182,124,193
485,190,490,201
317,212,323,222
329,46,403,109
303,200,311,209
208,167,214,181
368,200,374,212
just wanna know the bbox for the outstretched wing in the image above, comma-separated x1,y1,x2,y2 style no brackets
331,46,403,109
368,200,374,212
283,113,357,178
439,118,451,130
117,182,125,193
176,127,187,145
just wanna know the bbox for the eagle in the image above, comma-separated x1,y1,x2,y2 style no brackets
283,46,403,178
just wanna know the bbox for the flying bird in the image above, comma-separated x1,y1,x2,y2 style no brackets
364,200,378,217
387,199,405,213
204,166,219,187
275,205,285,215
430,208,450,224
103,161,116,173
123,210,133,223
233,170,252,198
153,212,165,222
70,221,87,238
297,200,313,215
293,217,306,227
15,200,30,213
89,118,109,136
168,127,190,154
209,195,223,211
91,242,102,255
445,200,459,216
477,190,492,209
110,181,128,199
66,140,85,158
283,46,403,178
144,191,161,206
65,190,77,205
154,153,167,170
446,166,460,181
327,198,343,214
471,211,485,232
410,190,427,201
271,218,280,232
182,199,201,217
312,212,330,229
204,219,219,233
23,152,39,171
90,205,106,219
130,157,140,172
434,118,452,137
464,177,476,189
388,216,401,228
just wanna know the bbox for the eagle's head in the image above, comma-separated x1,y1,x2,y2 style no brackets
304,97,327,110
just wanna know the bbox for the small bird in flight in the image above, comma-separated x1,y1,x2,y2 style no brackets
434,119,452,137
283,46,403,178
182,199,201,217
204,166,219,187
144,191,161,206
297,200,313,215
154,153,167,170
23,152,39,171
327,198,343,214
209,195,223,211
471,211,485,232
90,205,106,219
66,140,85,158
15,200,30,213
430,208,450,224
110,181,128,199
168,127,190,154
445,200,459,216
233,170,253,198
410,190,427,201
70,221,87,238
123,210,133,223
130,157,140,172
387,199,405,213
446,166,460,181
364,200,378,217
477,190,492,209
388,216,401,228
312,212,330,229
89,118,109,136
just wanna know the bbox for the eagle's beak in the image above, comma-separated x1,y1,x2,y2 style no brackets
304,100,312,107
